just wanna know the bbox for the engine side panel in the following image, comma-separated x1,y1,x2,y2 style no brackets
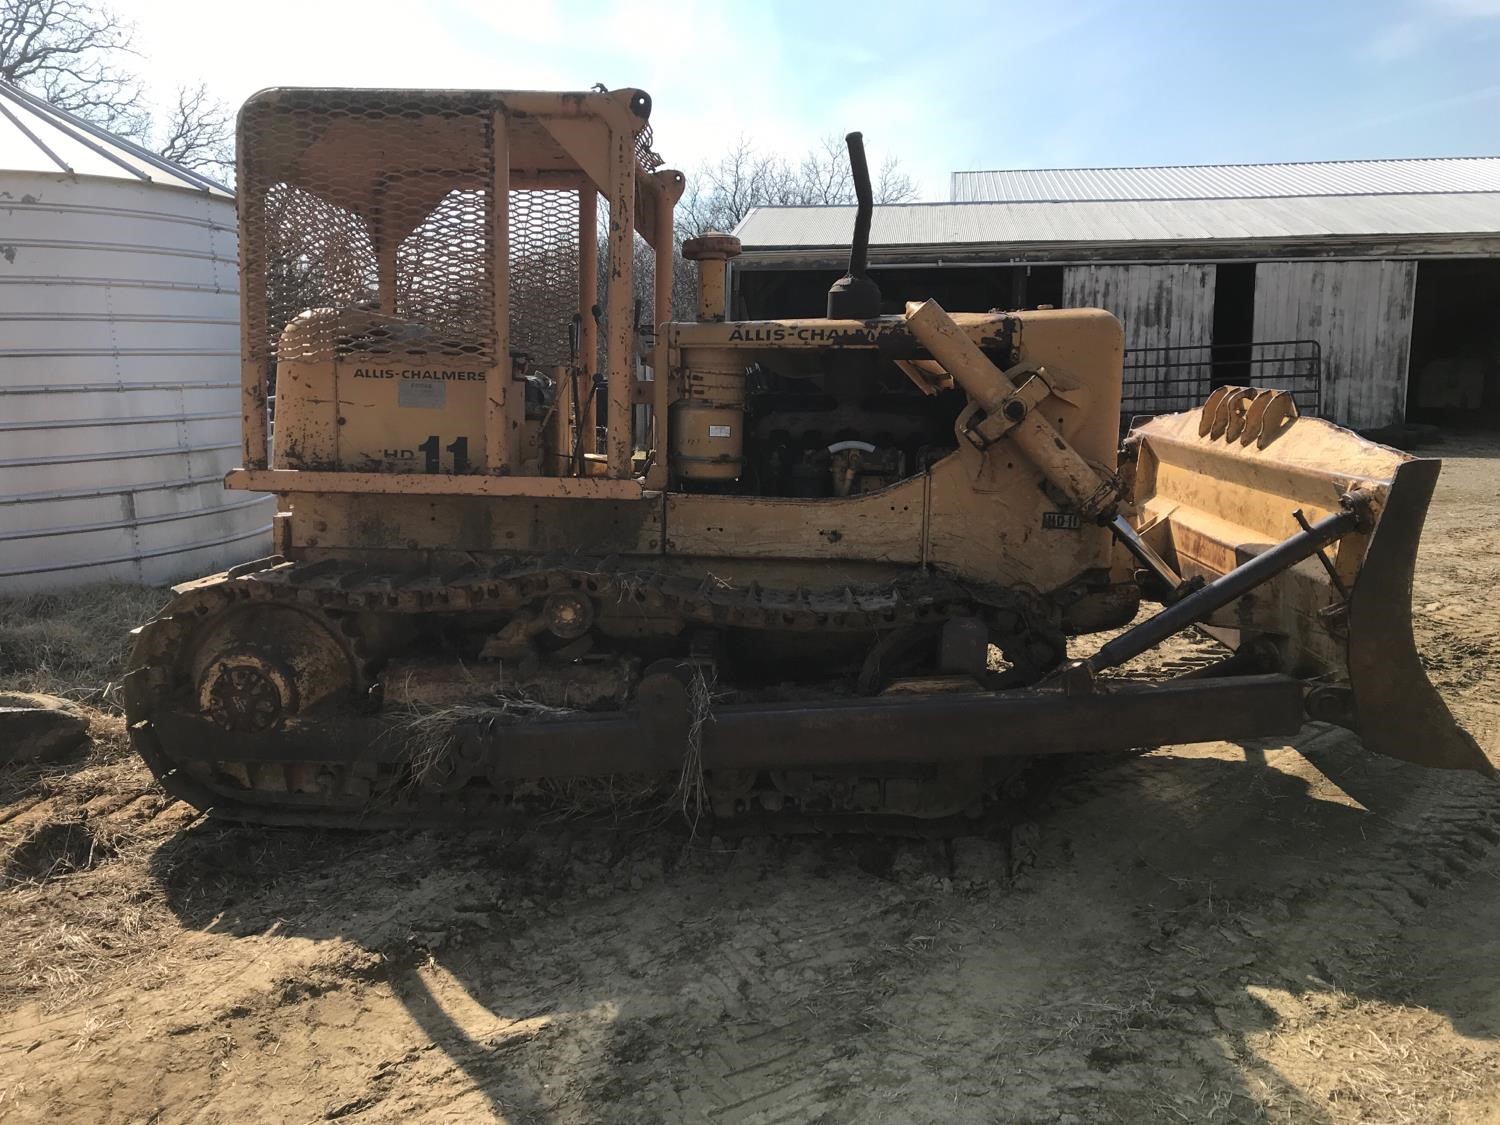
276,307,1128,597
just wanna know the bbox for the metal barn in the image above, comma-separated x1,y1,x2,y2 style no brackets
731,158,1500,431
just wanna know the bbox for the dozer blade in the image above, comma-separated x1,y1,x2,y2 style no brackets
1126,390,1491,776
1345,457,1489,771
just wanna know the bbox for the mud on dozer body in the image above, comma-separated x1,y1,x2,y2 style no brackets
122,87,1490,829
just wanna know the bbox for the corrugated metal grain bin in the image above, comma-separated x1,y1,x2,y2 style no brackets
0,80,271,593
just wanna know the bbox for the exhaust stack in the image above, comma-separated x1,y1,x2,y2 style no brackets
826,131,882,320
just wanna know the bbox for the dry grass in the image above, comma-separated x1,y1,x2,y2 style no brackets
0,754,187,1011
0,584,189,1013
0,871,180,1013
389,669,724,830
1029,985,1179,1056
676,662,714,834
390,695,668,819
1,752,171,871
0,583,169,708
391,695,578,789
1246,992,1493,1125
0,583,167,808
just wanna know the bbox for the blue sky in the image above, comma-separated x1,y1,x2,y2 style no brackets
127,0,1500,198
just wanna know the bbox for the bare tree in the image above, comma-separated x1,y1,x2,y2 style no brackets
0,0,146,137
155,81,233,176
677,133,919,240
792,134,917,209
1,0,234,175
678,136,789,239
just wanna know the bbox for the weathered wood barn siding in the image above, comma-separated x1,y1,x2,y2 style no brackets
1063,264,1216,350
1064,264,1216,412
1253,260,1418,429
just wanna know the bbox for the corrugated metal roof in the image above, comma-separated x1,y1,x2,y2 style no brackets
0,78,230,196
951,158,1500,202
733,193,1500,252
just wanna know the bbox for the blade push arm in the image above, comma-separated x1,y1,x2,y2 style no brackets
905,298,1118,517
904,298,1187,595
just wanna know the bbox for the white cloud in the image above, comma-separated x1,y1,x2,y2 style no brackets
1365,0,1500,60
1429,0,1500,15
1366,17,1428,60
1344,82,1500,133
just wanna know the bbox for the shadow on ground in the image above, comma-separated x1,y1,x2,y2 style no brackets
141,731,1500,1123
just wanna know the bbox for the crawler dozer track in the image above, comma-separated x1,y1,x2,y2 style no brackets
122,558,1071,828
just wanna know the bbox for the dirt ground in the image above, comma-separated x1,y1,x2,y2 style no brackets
2,438,1498,1125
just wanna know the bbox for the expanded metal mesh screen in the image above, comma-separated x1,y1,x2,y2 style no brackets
261,182,379,340
241,91,499,370
394,188,489,346
241,90,603,376
635,123,663,172
510,190,580,368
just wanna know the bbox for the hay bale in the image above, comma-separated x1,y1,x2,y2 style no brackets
0,692,91,765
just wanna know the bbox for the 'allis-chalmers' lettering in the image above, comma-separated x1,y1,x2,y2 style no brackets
351,367,485,381
723,324,893,344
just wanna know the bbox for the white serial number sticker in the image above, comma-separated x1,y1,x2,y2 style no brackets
708,425,732,438
398,379,446,409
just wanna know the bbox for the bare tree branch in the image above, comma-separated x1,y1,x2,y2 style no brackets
1,3,235,177
0,0,146,137
676,133,919,241
155,81,232,176
874,155,917,206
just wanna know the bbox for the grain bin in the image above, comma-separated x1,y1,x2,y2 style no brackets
0,80,271,594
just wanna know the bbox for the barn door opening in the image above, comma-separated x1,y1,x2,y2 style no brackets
1211,262,1255,386
1407,260,1500,429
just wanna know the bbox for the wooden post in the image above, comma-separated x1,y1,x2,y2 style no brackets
486,109,512,474
604,127,635,479
577,187,598,465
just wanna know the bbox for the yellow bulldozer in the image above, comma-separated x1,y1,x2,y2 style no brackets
123,86,1489,828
